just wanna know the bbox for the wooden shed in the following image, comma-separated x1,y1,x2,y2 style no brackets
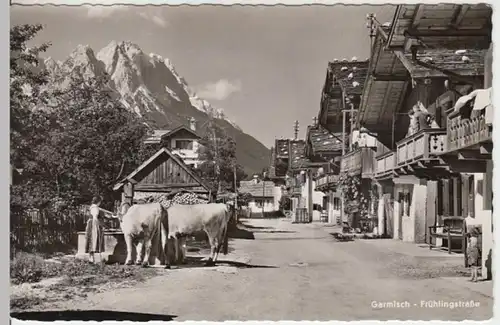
113,147,213,205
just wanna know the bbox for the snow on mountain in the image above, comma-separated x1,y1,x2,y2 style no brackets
43,41,241,130
41,40,262,172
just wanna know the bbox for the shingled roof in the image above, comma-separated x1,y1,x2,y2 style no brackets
144,130,171,144
336,62,370,97
404,49,486,79
275,139,290,158
239,180,275,198
307,125,344,154
328,59,370,97
289,140,311,170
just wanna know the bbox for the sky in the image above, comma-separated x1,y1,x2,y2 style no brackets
11,3,395,148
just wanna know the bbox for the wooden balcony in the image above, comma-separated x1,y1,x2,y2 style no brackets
434,111,492,174
395,128,453,178
447,113,492,156
340,147,376,178
315,173,340,191
290,186,302,196
374,151,396,180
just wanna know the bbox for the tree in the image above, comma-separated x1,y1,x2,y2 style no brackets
279,196,291,211
37,71,155,207
10,24,50,169
236,192,253,207
10,24,156,211
195,123,247,193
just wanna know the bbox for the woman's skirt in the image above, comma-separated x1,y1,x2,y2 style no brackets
467,245,481,267
84,218,105,253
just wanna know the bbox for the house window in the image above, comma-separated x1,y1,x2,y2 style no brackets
174,140,193,150
333,198,340,210
255,198,271,208
437,178,467,218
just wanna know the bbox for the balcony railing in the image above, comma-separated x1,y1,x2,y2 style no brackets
396,128,447,166
375,151,395,178
315,173,340,191
340,147,376,177
290,186,302,196
447,114,492,152
316,175,328,187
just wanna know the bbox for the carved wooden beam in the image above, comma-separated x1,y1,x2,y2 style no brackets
446,160,487,173
404,27,490,38
457,150,492,161
480,143,493,154
372,73,409,82
411,4,424,29
450,5,471,28
413,59,482,86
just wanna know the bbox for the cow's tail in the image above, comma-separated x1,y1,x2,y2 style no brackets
160,205,170,266
222,206,230,255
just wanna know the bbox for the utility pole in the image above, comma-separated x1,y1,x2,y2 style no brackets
348,101,356,151
206,117,222,194
341,110,347,155
366,13,376,54
233,161,238,210
293,120,299,140
262,171,266,218
308,168,313,223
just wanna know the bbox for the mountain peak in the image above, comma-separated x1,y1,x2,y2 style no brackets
70,44,94,58
42,42,266,173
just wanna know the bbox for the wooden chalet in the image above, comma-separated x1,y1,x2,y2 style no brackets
273,136,327,223
144,119,203,169
113,147,212,205
386,4,492,51
144,125,202,146
316,54,382,229
352,4,492,279
268,146,287,186
318,58,370,134
304,120,344,224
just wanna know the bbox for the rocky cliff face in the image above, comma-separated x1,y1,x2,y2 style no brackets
42,41,270,175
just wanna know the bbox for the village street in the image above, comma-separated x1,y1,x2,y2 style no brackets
36,218,493,321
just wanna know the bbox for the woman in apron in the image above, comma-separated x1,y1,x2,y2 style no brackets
84,196,116,263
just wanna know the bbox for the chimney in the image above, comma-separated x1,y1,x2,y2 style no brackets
189,117,196,131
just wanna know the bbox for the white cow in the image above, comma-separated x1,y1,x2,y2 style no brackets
167,203,233,266
117,202,171,268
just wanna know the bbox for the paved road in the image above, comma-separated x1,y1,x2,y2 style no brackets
54,219,493,321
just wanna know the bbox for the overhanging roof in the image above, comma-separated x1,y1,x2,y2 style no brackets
358,21,409,131
398,48,486,80
305,124,343,155
318,59,369,132
386,4,492,51
275,139,290,159
144,125,201,145
358,17,486,132
288,140,324,170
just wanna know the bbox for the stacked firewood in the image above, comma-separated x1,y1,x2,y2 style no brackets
142,191,208,210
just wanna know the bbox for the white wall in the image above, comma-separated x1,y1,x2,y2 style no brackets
393,181,427,243
471,170,493,279
273,186,282,210
247,198,275,213
300,178,325,209
170,137,201,168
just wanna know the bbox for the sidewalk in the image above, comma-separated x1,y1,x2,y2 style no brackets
441,277,494,298
357,238,464,259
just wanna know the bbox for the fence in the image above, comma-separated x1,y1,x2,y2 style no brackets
10,205,89,257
